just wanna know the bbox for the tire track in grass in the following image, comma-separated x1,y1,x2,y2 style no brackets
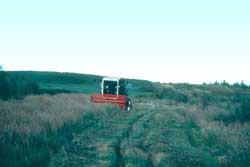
114,109,157,167
47,97,159,167
114,111,152,167
97,108,152,166
49,108,153,167
49,112,102,167
129,114,159,166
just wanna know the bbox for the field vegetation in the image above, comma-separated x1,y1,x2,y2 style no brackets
1,71,250,167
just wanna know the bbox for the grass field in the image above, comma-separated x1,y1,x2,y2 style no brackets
1,71,250,167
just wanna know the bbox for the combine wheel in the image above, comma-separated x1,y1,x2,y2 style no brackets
125,98,132,111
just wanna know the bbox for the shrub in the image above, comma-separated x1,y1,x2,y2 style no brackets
0,71,40,100
0,71,11,100
235,97,250,122
139,83,188,103
199,92,218,108
156,87,188,103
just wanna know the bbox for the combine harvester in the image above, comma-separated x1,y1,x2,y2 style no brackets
90,77,132,111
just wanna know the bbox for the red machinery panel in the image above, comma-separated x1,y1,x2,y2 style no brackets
90,94,126,109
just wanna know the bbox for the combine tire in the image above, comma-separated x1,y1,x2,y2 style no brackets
125,98,132,111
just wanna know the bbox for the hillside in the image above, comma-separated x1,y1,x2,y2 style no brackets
5,71,153,96
1,71,250,167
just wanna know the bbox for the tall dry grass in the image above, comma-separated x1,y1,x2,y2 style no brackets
175,103,250,166
0,93,108,167
0,93,98,136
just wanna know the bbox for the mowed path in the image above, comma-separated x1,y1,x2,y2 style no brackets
49,100,217,167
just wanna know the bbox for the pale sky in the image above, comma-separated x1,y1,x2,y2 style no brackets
0,0,250,84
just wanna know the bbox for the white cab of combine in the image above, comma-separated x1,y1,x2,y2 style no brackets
101,77,121,95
